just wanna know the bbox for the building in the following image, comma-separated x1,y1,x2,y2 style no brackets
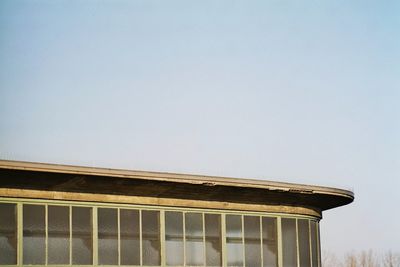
0,160,353,267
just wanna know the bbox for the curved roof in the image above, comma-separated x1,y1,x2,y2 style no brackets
0,160,354,213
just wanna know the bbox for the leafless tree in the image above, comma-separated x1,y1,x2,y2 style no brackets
382,251,400,267
322,250,400,267
322,250,341,267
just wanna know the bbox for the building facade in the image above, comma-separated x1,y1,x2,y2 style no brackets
0,160,353,267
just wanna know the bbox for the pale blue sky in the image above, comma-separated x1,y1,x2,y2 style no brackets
1,0,399,256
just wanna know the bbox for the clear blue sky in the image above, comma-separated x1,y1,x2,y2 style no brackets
1,0,399,256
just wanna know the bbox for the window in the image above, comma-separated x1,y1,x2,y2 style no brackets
165,211,184,266
262,217,278,267
23,205,45,264
48,205,70,264
120,209,140,265
0,201,320,267
282,218,297,267
226,215,244,267
0,203,17,265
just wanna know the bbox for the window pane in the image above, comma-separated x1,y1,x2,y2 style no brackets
226,215,243,267
48,206,70,264
298,219,311,267
120,209,140,265
98,208,118,265
262,217,278,267
282,218,297,267
0,203,17,265
23,205,45,264
310,221,319,267
72,207,92,265
165,212,183,266
142,210,161,266
205,214,222,267
185,213,204,266
244,216,261,267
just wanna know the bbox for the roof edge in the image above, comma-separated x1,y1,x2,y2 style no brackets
0,160,354,203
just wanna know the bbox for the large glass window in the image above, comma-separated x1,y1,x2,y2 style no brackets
72,207,93,265
185,213,204,266
226,215,244,267
48,205,70,264
142,210,161,266
0,200,321,267
244,216,261,267
120,209,140,265
0,203,17,265
165,211,184,266
23,205,45,264
298,219,311,267
205,214,222,267
98,208,118,265
310,220,319,267
262,217,278,267
282,218,297,267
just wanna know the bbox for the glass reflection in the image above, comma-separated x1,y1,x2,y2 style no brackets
205,214,222,267
244,216,261,267
23,205,45,264
165,211,184,266
72,207,92,265
185,213,204,266
142,210,161,266
262,217,278,267
98,208,118,265
298,219,311,267
0,203,17,265
226,215,244,267
48,205,70,264
282,218,297,267
120,209,140,265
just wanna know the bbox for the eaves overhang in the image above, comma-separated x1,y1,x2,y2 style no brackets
0,160,354,214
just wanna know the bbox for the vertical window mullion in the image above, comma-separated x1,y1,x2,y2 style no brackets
296,220,300,267
69,206,72,266
221,214,227,267
309,221,313,267
317,222,321,267
160,210,166,267
17,203,23,266
118,208,121,266
260,217,263,267
277,217,283,267
45,204,48,266
139,209,142,266
93,207,98,266
203,213,206,267
183,212,186,267
241,215,245,267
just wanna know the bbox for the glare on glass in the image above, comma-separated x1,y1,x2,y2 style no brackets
185,213,204,266
244,216,261,267
226,215,244,267
165,211,184,266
